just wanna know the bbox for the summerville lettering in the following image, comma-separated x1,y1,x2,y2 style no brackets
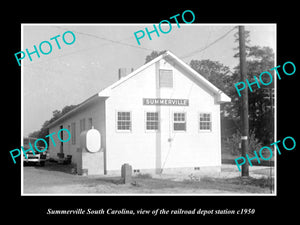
143,98,189,106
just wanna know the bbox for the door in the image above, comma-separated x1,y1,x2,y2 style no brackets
159,109,187,172
156,108,173,173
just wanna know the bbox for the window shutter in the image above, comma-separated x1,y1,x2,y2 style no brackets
159,70,173,88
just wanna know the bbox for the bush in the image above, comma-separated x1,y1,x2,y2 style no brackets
227,130,263,156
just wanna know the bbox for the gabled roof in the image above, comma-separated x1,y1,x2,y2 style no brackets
47,50,230,128
97,51,231,103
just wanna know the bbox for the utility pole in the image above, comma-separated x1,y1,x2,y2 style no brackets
239,26,249,177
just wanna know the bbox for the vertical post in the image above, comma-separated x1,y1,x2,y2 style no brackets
269,87,274,193
239,26,249,177
121,163,132,184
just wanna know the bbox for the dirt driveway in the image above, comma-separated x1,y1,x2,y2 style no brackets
23,162,274,195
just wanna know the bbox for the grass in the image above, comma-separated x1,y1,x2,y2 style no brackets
180,176,273,193
122,175,274,194
203,176,273,190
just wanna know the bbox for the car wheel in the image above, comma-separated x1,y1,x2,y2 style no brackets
40,161,45,167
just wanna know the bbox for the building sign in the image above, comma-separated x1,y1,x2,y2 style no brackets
143,98,189,106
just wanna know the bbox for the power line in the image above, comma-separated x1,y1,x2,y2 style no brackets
181,26,237,59
23,27,157,68
54,26,155,52
76,30,155,51
198,26,212,59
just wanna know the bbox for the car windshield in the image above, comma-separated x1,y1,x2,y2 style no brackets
23,137,45,154
24,137,36,146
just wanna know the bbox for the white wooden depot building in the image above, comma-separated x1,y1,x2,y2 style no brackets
47,51,231,175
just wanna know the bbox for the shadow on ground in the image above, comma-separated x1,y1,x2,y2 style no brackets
32,161,75,174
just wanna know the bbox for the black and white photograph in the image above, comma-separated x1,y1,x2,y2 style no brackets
20,23,276,195
4,5,298,220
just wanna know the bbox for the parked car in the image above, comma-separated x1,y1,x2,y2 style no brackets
23,137,47,166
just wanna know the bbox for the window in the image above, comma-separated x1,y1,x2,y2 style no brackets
71,122,76,144
159,69,173,88
117,111,131,131
173,112,186,131
146,112,159,131
88,118,93,129
199,113,212,131
80,118,86,132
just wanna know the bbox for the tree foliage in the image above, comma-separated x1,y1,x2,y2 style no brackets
145,50,166,64
28,104,78,145
145,31,274,146
227,44,275,145
226,129,263,156
32,36,274,150
190,59,232,93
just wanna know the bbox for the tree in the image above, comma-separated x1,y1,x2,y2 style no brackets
189,59,241,146
143,41,275,147
229,45,275,145
189,59,232,92
28,104,78,146
145,50,166,64
189,31,274,146
221,29,275,146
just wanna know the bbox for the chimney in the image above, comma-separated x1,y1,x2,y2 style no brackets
118,68,134,80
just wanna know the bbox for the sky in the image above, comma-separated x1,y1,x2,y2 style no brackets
22,23,276,136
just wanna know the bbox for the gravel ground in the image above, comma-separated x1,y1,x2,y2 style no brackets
22,162,274,195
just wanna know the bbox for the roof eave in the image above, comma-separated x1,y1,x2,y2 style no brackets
217,92,231,103
164,51,231,103
46,94,101,129
97,53,165,96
